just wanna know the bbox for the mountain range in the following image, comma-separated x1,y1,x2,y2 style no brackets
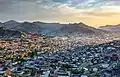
99,24,120,32
49,23,108,36
0,20,110,36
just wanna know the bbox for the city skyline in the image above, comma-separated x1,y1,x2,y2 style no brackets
0,0,120,27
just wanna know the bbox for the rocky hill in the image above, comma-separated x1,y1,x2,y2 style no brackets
0,27,21,38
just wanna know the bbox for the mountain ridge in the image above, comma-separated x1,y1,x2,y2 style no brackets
0,20,109,36
99,24,120,32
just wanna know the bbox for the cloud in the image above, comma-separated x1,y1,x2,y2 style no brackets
51,0,68,3
83,11,120,16
0,0,120,26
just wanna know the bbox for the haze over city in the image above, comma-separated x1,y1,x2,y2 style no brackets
0,0,120,27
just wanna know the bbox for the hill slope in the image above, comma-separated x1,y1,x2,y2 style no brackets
0,27,21,38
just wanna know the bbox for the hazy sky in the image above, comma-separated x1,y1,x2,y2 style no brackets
0,0,120,27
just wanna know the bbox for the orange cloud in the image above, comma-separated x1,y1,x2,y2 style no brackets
82,11,120,16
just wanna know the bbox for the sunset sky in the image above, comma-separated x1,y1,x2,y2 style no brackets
0,0,120,27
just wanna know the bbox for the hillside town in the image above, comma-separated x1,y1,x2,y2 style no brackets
0,34,120,77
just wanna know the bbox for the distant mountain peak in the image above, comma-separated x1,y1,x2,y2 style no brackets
100,24,120,28
68,22,89,28
79,22,86,25
99,24,120,32
4,20,18,24
22,21,32,24
33,21,46,24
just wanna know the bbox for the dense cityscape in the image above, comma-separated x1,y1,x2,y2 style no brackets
0,33,120,77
